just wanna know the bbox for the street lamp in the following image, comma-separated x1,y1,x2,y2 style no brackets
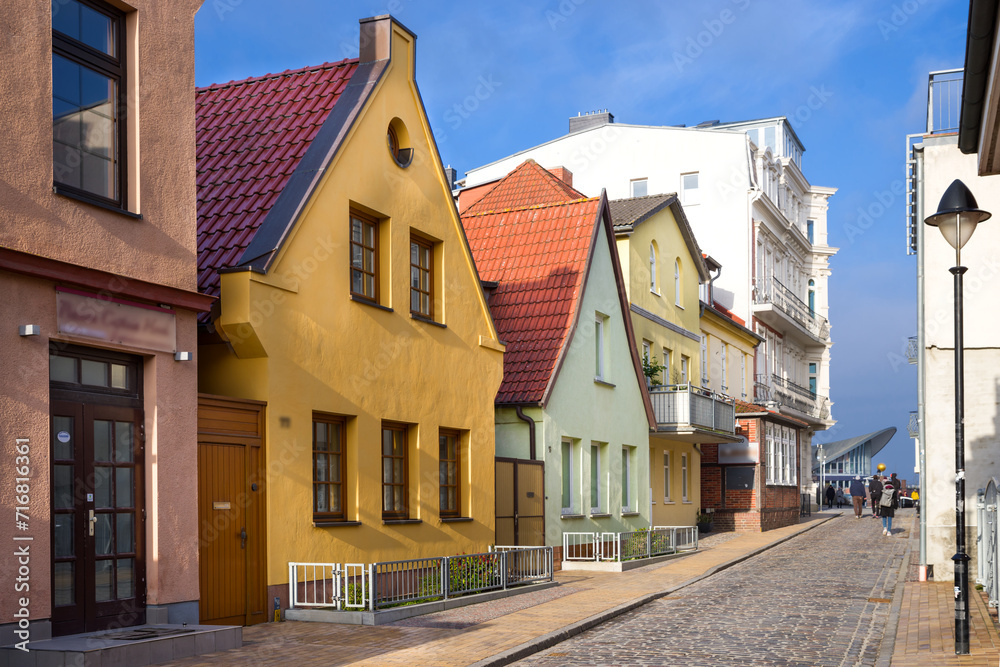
924,178,991,656
818,443,825,509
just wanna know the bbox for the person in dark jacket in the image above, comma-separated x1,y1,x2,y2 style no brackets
825,483,835,508
849,475,866,518
869,475,884,519
881,481,899,535
835,486,845,508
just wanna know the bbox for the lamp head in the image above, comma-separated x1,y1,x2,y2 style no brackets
924,179,991,250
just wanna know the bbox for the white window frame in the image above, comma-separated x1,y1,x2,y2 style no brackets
594,316,605,381
663,347,672,384
681,356,689,384
621,446,632,513
741,355,747,398
649,243,658,293
561,438,575,514
681,172,699,206
700,336,708,386
590,442,602,514
631,177,648,198
674,259,682,306
721,344,728,392
681,453,689,502
663,450,671,502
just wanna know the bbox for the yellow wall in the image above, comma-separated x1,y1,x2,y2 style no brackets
700,308,759,402
199,21,504,586
614,205,704,527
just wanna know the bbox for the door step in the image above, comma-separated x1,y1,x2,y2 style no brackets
0,623,241,666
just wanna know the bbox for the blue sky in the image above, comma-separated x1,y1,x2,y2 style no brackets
194,0,970,481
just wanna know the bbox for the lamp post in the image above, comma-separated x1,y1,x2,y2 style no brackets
818,443,825,509
924,178,991,655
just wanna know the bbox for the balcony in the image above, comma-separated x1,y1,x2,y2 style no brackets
648,384,739,443
927,69,963,134
908,411,919,439
907,336,918,364
753,278,830,346
756,373,831,423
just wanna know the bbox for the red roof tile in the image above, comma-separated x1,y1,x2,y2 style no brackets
460,160,586,216
461,162,600,404
195,59,359,303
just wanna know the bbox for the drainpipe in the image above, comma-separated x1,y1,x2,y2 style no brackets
515,406,536,461
914,141,927,572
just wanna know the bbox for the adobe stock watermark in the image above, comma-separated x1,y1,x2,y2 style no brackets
546,0,588,31
878,0,932,40
12,437,32,652
441,75,503,136
673,0,752,73
842,180,905,245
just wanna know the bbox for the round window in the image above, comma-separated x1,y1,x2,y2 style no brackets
387,118,412,167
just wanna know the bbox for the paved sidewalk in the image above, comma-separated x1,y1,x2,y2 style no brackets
160,510,1000,666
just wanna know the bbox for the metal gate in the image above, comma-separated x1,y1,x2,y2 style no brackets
495,458,545,546
977,478,999,607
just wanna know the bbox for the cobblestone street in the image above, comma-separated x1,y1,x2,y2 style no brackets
516,512,909,667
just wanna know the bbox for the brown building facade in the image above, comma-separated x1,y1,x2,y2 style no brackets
701,402,806,532
0,0,209,642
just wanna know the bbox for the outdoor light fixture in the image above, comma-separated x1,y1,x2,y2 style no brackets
174,351,192,362
924,178,991,656
18,325,40,337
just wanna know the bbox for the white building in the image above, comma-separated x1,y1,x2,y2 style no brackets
910,62,1000,578
463,113,838,469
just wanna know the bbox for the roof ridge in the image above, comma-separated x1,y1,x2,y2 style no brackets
462,196,599,218
196,57,359,94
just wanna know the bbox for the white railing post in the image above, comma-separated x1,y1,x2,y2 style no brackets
288,563,296,609
368,563,376,611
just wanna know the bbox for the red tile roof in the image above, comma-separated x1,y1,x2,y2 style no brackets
463,196,599,404
195,58,359,300
460,159,585,215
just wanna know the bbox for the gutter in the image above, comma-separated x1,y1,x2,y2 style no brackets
515,406,537,460
959,0,999,154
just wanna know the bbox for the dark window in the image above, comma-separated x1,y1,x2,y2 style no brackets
350,211,378,301
381,423,407,519
439,430,460,517
52,0,126,208
410,236,433,318
313,416,346,522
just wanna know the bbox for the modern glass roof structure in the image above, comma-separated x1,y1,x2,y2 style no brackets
813,427,897,488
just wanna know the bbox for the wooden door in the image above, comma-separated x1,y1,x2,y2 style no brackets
495,458,544,546
197,395,267,626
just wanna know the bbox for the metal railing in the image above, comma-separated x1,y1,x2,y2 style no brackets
563,527,698,563
908,411,919,439
927,69,963,134
907,336,918,364
754,277,830,341
769,374,831,420
977,479,999,607
288,546,553,612
648,383,736,434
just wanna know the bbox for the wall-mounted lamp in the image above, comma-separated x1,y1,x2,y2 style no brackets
174,351,192,361
19,325,40,337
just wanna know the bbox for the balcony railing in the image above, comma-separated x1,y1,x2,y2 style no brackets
759,374,831,421
908,411,919,438
753,277,830,341
906,336,918,364
648,384,736,435
927,69,963,134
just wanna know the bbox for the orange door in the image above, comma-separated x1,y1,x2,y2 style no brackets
197,395,267,626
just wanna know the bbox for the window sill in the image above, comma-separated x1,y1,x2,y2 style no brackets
313,520,362,528
351,295,393,312
441,516,472,523
675,304,684,310
621,511,640,517
54,186,142,220
411,313,446,328
662,501,676,505
560,513,586,520
594,379,616,388
383,518,421,525
682,500,693,504
589,512,611,519
650,290,660,297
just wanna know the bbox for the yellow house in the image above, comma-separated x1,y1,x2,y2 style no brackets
700,256,763,402
195,15,504,623
609,194,741,527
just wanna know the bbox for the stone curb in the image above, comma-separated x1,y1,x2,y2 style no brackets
470,514,839,667
873,514,913,667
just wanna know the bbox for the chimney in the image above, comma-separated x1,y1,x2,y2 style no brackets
444,165,457,191
569,109,614,134
359,15,392,62
548,166,573,188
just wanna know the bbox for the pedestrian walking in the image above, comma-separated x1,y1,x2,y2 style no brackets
880,480,899,535
825,482,835,509
869,474,883,519
835,486,845,508
849,475,866,518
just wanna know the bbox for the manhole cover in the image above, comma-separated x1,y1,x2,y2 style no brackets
99,628,197,641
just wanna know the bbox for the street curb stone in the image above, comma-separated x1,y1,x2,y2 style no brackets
470,514,840,667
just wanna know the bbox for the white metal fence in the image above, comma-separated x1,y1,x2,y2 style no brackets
288,546,553,612
978,479,999,607
562,527,698,563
